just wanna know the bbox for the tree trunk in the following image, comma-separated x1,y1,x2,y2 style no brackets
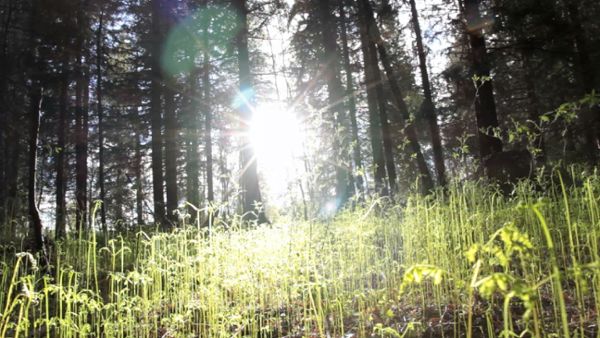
185,69,200,216
164,83,178,226
233,0,267,223
358,0,434,193
134,121,145,226
463,0,503,161
163,1,178,226
56,70,68,238
339,0,364,193
75,9,88,231
96,10,107,234
317,0,353,205
26,0,45,257
356,0,393,193
409,0,447,187
150,0,166,226
28,84,45,254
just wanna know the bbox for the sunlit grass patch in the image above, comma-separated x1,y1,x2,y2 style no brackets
0,169,599,337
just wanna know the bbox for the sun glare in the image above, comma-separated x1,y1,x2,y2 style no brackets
249,103,305,206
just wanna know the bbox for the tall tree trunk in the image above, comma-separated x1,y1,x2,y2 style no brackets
409,0,446,187
28,85,45,254
56,70,68,238
163,1,178,226
75,9,88,231
359,0,434,193
463,0,503,162
317,0,353,205
27,0,45,257
201,0,214,205
96,11,107,234
185,70,200,216
150,0,166,226
339,0,364,193
233,0,267,223
356,0,393,193
164,83,178,225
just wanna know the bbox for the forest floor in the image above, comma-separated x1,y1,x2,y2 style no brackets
0,171,599,337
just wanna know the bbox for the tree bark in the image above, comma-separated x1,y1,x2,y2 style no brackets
150,0,166,226
463,0,503,161
358,0,434,193
233,0,267,223
409,0,446,187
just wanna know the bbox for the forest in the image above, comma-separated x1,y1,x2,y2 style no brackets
0,0,599,336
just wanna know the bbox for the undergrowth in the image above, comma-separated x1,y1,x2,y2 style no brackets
0,169,599,337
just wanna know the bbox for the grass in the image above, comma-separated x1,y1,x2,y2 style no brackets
0,168,599,337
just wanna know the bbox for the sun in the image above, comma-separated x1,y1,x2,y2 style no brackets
249,103,305,205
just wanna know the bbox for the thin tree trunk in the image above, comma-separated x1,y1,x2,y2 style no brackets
56,70,68,238
233,0,267,223
204,52,214,203
150,0,166,226
83,72,89,224
318,0,353,205
134,121,144,226
96,10,107,234
75,12,88,231
409,0,446,187
339,0,364,193
463,0,503,161
359,0,434,193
